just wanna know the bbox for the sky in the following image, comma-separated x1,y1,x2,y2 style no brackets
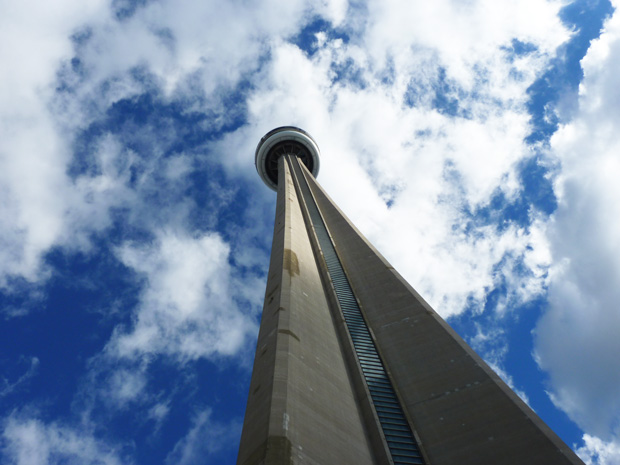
1,0,619,463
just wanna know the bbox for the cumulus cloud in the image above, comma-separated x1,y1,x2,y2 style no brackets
63,228,260,445
1,0,570,319
577,434,620,465
221,0,567,318
362,0,567,90
535,0,620,454
1,414,127,465
0,1,102,283
111,230,257,361
0,0,348,288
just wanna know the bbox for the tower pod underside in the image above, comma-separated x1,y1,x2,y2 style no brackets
255,126,320,190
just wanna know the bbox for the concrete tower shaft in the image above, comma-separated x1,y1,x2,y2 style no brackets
238,128,585,465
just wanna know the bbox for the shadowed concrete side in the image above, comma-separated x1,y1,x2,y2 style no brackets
300,163,584,465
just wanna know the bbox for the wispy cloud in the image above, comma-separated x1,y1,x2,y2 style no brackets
165,408,242,465
0,358,39,399
1,413,128,465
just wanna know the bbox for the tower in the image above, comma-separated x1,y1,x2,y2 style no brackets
237,127,584,465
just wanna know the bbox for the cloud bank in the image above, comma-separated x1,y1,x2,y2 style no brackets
536,4,620,461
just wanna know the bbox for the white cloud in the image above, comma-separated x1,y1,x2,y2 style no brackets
535,0,620,453
60,229,262,420
361,0,568,90
65,0,349,124
577,434,620,465
1,0,603,462
0,0,109,285
0,0,348,288
1,414,127,465
108,368,148,406
111,230,257,361
0,0,570,322
222,0,567,317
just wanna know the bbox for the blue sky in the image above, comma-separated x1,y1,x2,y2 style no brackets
1,0,620,464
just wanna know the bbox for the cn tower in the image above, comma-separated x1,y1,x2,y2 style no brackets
237,126,583,465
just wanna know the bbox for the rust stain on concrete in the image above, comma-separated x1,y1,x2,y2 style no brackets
283,248,300,276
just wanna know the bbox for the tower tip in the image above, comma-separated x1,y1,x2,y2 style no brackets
255,126,321,191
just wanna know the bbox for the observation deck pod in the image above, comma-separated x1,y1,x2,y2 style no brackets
255,126,321,191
